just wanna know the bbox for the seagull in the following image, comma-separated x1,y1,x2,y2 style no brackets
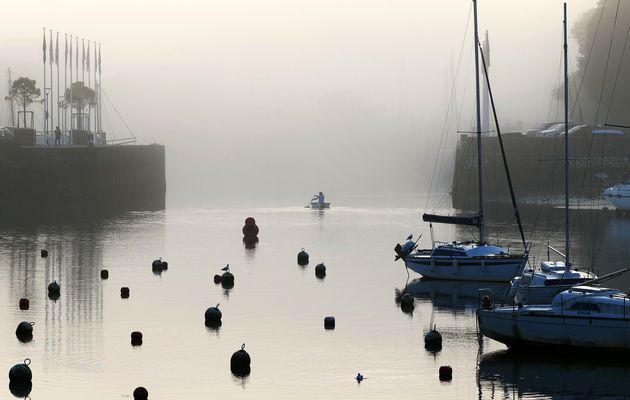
221,264,230,271
406,234,413,241
355,373,364,383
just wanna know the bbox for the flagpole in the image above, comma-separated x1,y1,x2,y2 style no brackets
98,43,102,136
43,28,47,136
69,34,73,140
87,40,91,137
64,33,67,140
56,32,60,136
49,29,54,144
94,40,98,138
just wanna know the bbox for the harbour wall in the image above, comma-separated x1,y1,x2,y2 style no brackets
0,143,166,221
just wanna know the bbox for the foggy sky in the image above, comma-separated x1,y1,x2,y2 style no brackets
0,0,597,207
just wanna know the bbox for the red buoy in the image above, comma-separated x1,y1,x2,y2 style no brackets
439,365,453,381
19,298,29,310
131,331,143,346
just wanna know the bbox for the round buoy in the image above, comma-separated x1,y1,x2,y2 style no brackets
242,217,259,238
324,316,335,330
355,373,364,383
205,304,222,325
133,386,149,400
425,327,443,350
41,249,48,258
15,321,34,339
48,281,61,295
100,269,109,279
121,287,130,298
230,343,251,377
213,274,222,284
243,236,259,249
297,249,309,265
19,298,29,310
315,263,326,279
151,259,163,270
221,271,234,287
439,365,453,381
9,380,32,397
131,331,143,346
9,359,32,384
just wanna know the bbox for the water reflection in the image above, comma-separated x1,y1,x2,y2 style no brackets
478,350,630,399
403,278,509,313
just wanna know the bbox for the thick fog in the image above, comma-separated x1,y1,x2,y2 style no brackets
0,0,597,207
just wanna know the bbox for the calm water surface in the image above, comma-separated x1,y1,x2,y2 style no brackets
1,200,630,399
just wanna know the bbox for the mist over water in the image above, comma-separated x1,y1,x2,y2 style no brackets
0,0,598,208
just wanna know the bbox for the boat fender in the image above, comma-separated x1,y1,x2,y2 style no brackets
481,295,493,310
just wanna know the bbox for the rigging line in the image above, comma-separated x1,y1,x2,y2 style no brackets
570,0,608,121
604,0,630,123
594,0,621,125
425,2,473,214
447,38,475,208
101,88,137,141
478,45,527,251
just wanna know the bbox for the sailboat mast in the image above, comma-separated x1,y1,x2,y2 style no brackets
473,0,484,243
563,2,570,266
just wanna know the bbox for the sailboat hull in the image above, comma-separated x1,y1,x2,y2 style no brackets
403,255,526,282
478,308,630,351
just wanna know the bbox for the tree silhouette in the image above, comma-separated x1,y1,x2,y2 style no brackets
65,81,96,131
9,77,41,129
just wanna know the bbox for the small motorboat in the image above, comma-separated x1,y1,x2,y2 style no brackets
602,182,630,210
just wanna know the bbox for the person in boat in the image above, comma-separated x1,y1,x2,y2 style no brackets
311,192,325,206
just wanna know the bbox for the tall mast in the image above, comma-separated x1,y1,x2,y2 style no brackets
563,3,570,266
6,69,15,127
473,0,484,243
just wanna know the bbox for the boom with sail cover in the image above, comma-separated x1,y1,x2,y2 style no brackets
422,213,482,227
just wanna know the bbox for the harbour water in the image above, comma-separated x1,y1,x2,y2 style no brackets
1,195,629,399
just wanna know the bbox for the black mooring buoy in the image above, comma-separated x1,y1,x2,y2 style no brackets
205,303,222,326
221,271,234,288
315,263,326,279
297,248,309,265
121,287,130,298
15,322,34,341
40,249,48,258
133,386,149,400
9,380,32,397
230,343,251,377
324,316,335,330
425,325,443,350
48,281,61,295
100,269,109,279
9,359,32,385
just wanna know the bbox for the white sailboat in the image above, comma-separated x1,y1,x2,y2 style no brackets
478,4,630,353
508,2,596,305
394,0,528,282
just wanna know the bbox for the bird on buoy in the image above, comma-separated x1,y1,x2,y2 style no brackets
221,265,235,289
406,234,413,241
221,264,230,272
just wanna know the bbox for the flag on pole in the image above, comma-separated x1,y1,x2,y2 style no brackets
43,29,46,64
49,30,53,65
55,32,59,66
87,41,90,71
